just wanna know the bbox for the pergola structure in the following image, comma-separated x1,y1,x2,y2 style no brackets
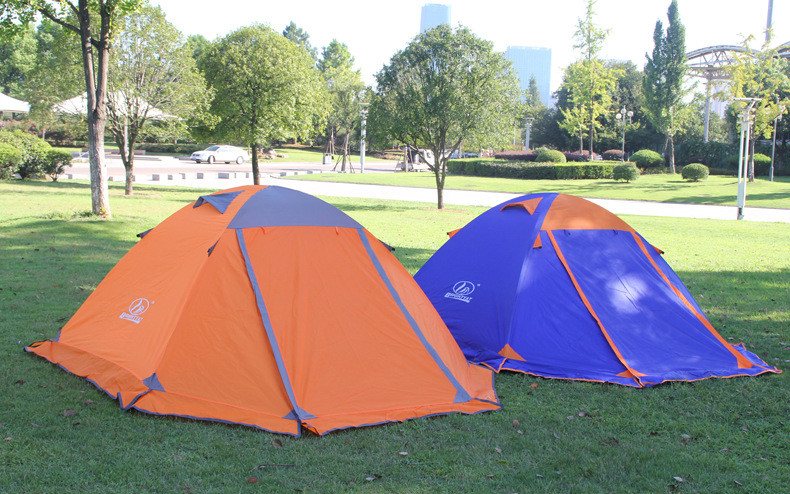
686,42,790,141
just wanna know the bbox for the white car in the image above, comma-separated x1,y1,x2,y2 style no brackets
190,145,249,164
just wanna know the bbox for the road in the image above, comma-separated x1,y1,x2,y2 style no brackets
62,155,790,223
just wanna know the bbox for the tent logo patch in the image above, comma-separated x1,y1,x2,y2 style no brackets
120,298,151,324
445,281,476,303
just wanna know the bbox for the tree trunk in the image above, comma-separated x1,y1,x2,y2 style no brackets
341,132,350,172
79,0,111,217
667,135,676,174
434,156,446,210
588,120,594,161
251,143,260,185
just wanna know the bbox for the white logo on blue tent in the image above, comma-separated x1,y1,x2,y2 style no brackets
445,281,476,303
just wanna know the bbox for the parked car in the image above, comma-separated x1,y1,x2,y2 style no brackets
190,145,249,164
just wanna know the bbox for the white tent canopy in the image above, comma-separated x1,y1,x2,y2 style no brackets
53,92,174,120
0,93,31,114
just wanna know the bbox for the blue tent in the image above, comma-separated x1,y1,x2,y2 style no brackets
415,193,780,387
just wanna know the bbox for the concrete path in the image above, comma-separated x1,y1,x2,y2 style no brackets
62,157,790,223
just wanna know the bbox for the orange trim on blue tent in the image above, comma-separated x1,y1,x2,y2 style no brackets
547,230,647,383
501,197,542,215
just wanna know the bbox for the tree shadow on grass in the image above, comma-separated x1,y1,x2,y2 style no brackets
675,268,790,365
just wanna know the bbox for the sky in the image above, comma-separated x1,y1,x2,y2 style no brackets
153,0,789,93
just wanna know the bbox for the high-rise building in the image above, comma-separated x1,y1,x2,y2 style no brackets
505,46,552,107
420,3,451,33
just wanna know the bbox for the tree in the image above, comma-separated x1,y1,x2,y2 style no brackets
24,19,83,138
728,36,790,181
107,3,210,195
371,25,521,209
185,34,209,62
643,0,688,173
318,40,365,170
0,23,35,96
1,0,142,217
198,24,328,184
562,0,618,159
282,21,317,61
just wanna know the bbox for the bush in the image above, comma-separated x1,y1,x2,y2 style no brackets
613,163,640,182
0,143,22,179
536,149,566,163
725,153,772,175
681,163,709,182
447,158,613,180
492,151,538,161
630,149,664,168
0,130,52,179
602,149,625,161
675,140,734,167
43,149,74,182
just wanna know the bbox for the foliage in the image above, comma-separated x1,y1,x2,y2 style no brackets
0,129,50,178
727,35,790,181
643,0,688,173
370,24,521,208
630,149,665,168
184,34,209,62
493,151,538,161
675,140,735,167
282,21,317,61
612,162,640,182
564,150,595,162
560,0,619,158
198,24,329,184
107,2,211,195
318,39,365,165
0,141,21,178
0,22,35,96
447,158,613,179
536,149,566,163
42,148,72,181
24,18,83,139
681,163,709,181
602,149,624,161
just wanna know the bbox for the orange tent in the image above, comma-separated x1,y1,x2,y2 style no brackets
27,185,499,436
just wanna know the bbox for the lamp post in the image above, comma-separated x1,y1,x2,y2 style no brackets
615,106,633,161
359,102,369,173
734,97,761,220
524,117,534,151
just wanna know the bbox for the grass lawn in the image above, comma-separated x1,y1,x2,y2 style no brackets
286,172,790,209
1,180,788,492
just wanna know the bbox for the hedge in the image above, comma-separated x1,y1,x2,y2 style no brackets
447,159,614,180
493,151,538,161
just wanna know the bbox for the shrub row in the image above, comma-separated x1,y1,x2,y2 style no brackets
0,130,73,181
447,159,614,180
135,142,205,155
493,150,597,162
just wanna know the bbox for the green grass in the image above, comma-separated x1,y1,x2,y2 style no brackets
1,180,788,492
286,172,790,209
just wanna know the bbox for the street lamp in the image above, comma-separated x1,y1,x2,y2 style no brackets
615,106,633,161
359,102,369,173
734,97,761,220
524,117,534,151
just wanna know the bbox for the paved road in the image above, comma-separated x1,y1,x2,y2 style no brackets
63,156,790,223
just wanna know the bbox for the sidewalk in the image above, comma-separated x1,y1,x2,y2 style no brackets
61,158,790,223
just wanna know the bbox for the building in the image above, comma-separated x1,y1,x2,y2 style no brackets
505,46,552,107
420,3,451,33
